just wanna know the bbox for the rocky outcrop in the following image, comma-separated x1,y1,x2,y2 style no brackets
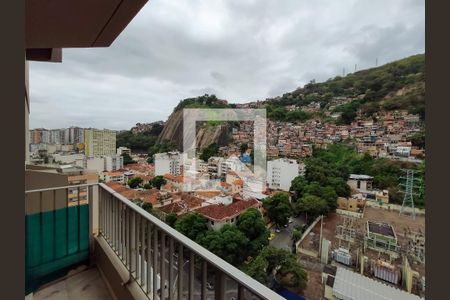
157,110,231,151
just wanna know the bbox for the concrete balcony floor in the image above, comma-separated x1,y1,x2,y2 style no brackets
32,266,112,300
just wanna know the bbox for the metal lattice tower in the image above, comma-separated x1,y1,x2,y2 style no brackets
399,169,417,219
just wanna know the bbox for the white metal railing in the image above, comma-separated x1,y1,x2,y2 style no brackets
25,182,284,300
98,182,285,300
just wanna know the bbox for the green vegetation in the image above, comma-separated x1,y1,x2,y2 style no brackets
262,193,293,227
165,213,178,228
408,130,425,149
175,213,209,242
200,225,249,266
151,175,167,190
199,143,219,162
128,177,143,188
173,94,229,112
266,105,312,122
263,54,424,123
121,153,135,165
146,140,178,163
117,130,158,152
236,208,269,258
171,208,308,291
142,202,153,213
242,246,307,291
291,144,425,211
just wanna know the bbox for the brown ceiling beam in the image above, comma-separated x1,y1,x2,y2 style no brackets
26,48,62,62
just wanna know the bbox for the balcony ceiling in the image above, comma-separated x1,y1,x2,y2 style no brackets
26,0,148,49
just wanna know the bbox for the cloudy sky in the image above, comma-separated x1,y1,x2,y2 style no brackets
29,0,424,130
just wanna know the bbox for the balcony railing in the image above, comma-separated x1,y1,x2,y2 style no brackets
25,183,285,300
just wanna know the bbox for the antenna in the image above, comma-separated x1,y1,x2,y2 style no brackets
354,64,357,72
375,58,378,67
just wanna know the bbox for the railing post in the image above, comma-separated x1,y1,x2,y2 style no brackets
169,238,174,300
178,244,183,300
215,270,226,300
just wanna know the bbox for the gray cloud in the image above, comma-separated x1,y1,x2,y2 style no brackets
29,0,424,130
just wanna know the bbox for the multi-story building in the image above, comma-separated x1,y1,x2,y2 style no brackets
117,146,131,156
70,126,84,145
84,128,116,157
267,158,300,191
154,151,183,176
50,129,62,144
105,155,124,171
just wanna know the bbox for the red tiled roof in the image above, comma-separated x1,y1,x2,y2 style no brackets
159,195,203,215
194,198,259,221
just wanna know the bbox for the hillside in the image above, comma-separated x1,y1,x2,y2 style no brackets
120,54,425,153
263,54,425,124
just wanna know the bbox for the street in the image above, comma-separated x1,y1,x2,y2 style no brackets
269,215,306,251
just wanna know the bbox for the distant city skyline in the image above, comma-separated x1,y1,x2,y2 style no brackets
30,0,424,130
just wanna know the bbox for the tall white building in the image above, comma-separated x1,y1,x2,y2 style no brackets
154,151,183,176
267,158,301,191
85,155,124,173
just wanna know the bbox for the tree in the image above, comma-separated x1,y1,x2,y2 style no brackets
142,202,153,213
236,208,269,257
242,246,307,291
128,177,143,188
240,143,249,154
121,153,135,165
292,228,303,242
290,176,309,200
295,194,328,223
165,213,178,228
263,193,293,227
200,143,219,162
175,213,208,242
200,225,249,266
151,176,167,190
143,183,152,189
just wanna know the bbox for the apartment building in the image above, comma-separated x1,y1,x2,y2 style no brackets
154,151,183,176
267,158,301,191
117,146,131,156
84,128,116,157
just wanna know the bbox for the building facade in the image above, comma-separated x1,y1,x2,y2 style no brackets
154,151,183,176
84,128,116,157
267,158,300,191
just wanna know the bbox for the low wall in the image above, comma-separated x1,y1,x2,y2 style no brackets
336,209,363,219
365,201,425,215
296,216,322,249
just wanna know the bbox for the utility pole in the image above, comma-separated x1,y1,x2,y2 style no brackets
376,58,378,67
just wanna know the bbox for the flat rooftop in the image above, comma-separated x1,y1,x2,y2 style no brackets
367,221,396,238
332,267,423,300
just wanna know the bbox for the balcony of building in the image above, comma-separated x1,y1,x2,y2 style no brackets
25,178,285,300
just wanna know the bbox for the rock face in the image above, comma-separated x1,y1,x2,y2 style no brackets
157,110,231,151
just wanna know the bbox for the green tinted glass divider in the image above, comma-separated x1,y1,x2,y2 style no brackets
25,204,90,295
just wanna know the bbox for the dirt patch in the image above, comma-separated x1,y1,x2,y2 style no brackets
302,269,324,300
